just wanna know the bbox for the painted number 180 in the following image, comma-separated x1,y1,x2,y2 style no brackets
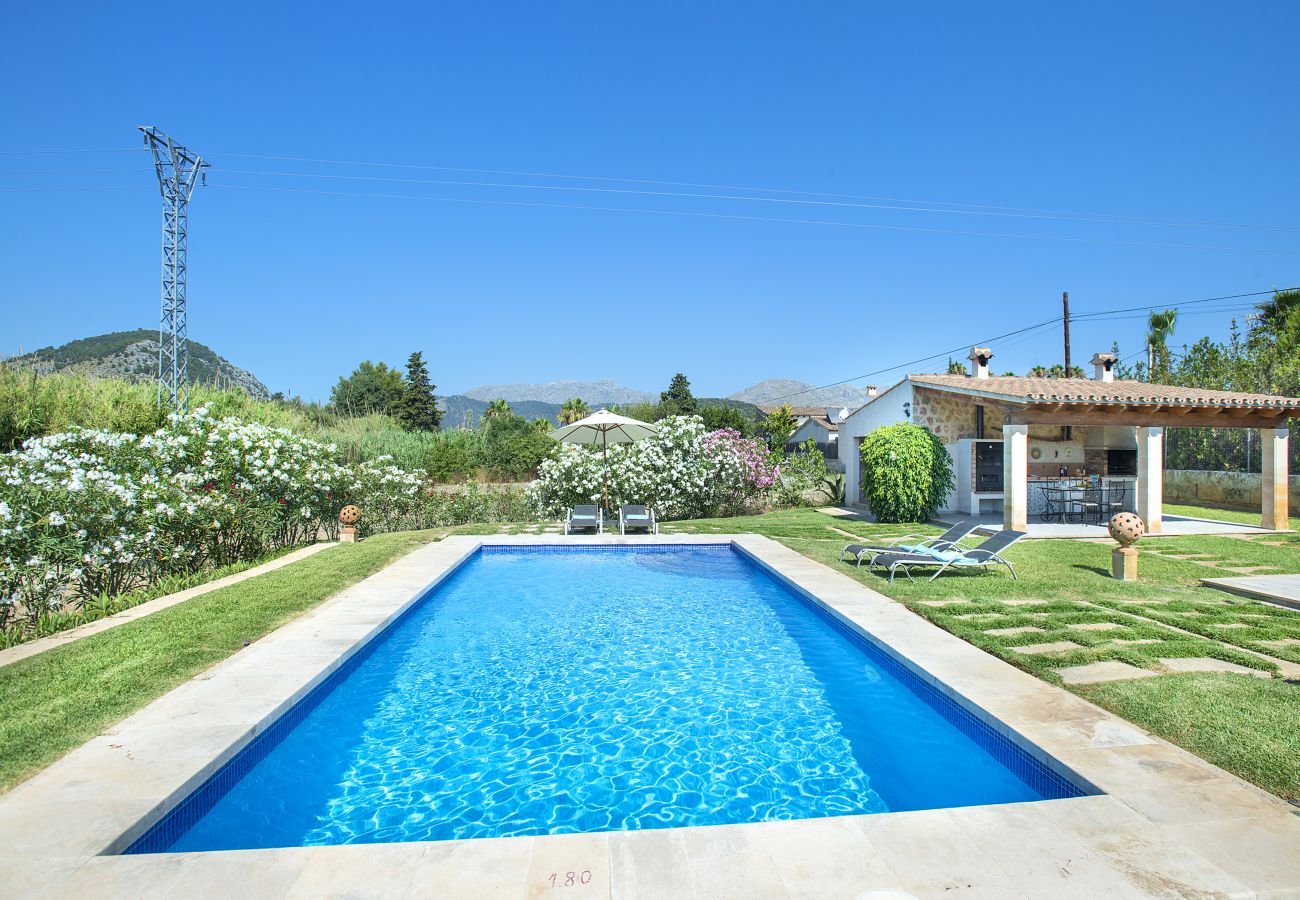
547,870,593,888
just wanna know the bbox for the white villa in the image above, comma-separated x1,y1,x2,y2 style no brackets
839,347,1297,533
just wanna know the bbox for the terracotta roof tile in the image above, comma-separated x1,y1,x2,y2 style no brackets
908,375,1300,410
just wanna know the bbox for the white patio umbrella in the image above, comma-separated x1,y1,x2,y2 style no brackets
549,409,658,511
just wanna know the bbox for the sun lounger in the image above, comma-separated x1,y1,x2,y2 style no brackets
564,505,603,535
618,504,658,535
869,529,1026,583
839,519,981,567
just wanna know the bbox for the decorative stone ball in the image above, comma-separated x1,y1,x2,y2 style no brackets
338,504,361,526
1108,512,1144,546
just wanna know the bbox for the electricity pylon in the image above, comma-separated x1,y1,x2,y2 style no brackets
139,126,209,410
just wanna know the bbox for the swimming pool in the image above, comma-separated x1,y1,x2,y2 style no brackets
128,544,1084,853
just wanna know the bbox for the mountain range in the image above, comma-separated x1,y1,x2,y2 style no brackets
5,331,872,420
462,379,656,407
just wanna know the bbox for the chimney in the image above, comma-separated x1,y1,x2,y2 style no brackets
866,385,878,398
1090,352,1117,382
967,347,994,379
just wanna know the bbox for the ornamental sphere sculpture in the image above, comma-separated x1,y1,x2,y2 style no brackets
1108,512,1144,581
339,504,361,542
1108,511,1144,546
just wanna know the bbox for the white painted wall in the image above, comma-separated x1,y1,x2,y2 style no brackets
838,380,914,505
789,418,834,447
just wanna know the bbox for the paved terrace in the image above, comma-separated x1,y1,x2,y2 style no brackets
935,511,1279,540
2,534,1298,898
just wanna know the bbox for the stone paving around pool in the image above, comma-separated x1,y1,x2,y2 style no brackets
2,534,1299,898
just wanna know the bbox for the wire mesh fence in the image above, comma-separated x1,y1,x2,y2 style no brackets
1166,422,1299,473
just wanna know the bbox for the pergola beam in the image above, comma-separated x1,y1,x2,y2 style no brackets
1004,406,1289,429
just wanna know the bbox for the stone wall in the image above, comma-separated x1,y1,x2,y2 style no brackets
1164,469,1300,511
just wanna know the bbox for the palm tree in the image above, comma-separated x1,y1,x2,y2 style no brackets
483,398,512,420
1253,289,1300,342
558,397,591,425
1146,309,1178,379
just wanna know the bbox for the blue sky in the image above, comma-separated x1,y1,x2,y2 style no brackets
3,2,1298,403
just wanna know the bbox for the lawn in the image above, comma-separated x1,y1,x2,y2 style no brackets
1165,501,1273,526
667,507,1300,802
0,529,440,792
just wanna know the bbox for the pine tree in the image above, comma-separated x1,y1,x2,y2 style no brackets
659,372,697,416
398,351,441,432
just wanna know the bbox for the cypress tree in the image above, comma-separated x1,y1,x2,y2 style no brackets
398,350,441,431
659,372,697,416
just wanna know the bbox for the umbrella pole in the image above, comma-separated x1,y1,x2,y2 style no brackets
602,430,609,513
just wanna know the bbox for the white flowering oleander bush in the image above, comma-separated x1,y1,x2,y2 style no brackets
529,417,777,520
0,406,531,640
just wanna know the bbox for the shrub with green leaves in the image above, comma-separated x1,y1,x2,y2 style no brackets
859,423,954,523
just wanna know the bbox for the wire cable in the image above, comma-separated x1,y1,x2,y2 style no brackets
206,150,1299,233
203,167,1300,234
751,287,1293,404
205,182,1300,256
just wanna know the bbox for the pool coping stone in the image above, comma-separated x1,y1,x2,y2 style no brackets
1,533,1296,898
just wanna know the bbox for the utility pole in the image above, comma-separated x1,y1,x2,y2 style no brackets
139,126,209,411
1062,291,1071,376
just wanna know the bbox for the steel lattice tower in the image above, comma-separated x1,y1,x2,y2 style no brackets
139,126,209,410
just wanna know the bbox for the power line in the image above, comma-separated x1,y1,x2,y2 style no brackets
755,317,1066,405
195,167,1300,234
207,149,1299,233
1069,287,1295,320
205,182,1300,256
753,287,1294,404
9,145,1298,233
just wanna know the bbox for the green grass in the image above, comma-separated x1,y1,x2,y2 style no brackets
0,529,439,792
1077,674,1300,803
1164,501,1272,527
668,507,1300,800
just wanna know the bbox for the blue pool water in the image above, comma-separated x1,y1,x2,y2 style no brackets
130,545,1082,853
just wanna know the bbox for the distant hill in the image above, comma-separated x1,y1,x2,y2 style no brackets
728,379,874,409
463,379,655,406
6,329,270,399
438,395,562,429
435,395,762,430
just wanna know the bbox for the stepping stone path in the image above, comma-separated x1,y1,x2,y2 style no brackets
1207,622,1251,629
954,613,1002,620
1068,622,1122,632
1110,638,1162,646
1054,661,1159,684
1259,638,1300,650
1012,641,1082,655
918,600,969,607
998,599,1049,606
1158,657,1272,678
984,626,1045,637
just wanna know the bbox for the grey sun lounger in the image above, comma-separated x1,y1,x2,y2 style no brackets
618,504,658,535
564,505,603,535
869,529,1027,583
839,519,981,567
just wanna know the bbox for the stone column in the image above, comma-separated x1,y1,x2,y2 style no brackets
1003,423,1028,530
1262,426,1290,530
1137,426,1164,534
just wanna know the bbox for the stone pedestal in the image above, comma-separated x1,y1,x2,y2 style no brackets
1111,546,1138,581
340,525,357,544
